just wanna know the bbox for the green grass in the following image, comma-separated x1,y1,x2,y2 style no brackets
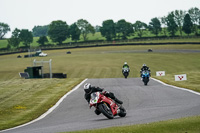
0,78,83,130
64,116,200,133
0,39,8,49
0,44,200,131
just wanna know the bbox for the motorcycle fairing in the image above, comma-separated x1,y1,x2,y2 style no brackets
89,92,118,115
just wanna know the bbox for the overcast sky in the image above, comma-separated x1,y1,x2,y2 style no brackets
1,0,200,37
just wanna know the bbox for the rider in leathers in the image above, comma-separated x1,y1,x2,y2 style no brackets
84,83,123,115
122,62,130,73
140,64,151,77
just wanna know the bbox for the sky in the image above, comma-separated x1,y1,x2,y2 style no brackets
1,0,200,38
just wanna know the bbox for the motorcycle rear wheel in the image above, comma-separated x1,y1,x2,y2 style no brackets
98,103,114,119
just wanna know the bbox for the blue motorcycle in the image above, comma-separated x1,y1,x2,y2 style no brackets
141,70,150,85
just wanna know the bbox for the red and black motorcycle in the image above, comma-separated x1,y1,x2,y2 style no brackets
89,92,126,119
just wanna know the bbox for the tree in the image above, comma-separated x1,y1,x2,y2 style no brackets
116,19,133,40
88,24,95,36
166,13,178,36
69,23,81,42
188,7,200,35
48,20,69,45
133,21,147,38
182,14,193,36
148,17,162,37
37,36,48,46
173,10,185,36
100,19,116,41
95,25,101,32
7,28,21,48
19,29,33,47
32,25,49,37
77,19,95,41
0,22,10,39
161,16,168,36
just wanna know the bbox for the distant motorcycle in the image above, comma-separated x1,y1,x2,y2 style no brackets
141,70,150,85
122,67,130,79
90,92,126,119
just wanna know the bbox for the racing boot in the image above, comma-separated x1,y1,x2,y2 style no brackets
115,98,123,104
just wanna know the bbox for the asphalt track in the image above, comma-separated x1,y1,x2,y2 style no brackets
1,78,200,133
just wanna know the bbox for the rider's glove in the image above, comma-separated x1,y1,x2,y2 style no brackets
103,91,109,95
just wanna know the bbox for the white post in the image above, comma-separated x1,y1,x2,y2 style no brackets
33,59,36,66
49,59,52,78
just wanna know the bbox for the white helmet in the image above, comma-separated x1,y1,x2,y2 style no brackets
84,83,91,89
124,62,127,65
143,64,146,67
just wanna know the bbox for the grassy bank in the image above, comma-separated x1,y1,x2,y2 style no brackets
0,44,200,131
0,78,83,130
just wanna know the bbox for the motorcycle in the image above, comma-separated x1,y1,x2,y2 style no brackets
122,67,129,79
141,70,150,85
90,92,126,119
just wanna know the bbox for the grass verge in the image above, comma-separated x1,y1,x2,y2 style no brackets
64,116,200,133
0,78,83,130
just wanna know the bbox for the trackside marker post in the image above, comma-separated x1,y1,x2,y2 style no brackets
156,71,165,76
175,74,187,81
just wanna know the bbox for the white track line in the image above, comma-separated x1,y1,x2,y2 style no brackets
0,79,88,133
151,77,200,96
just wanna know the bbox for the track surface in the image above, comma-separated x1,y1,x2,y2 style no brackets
2,78,200,133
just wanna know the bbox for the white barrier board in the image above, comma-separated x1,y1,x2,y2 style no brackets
175,74,187,81
156,71,165,76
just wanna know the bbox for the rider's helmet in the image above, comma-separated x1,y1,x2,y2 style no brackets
84,83,91,93
124,62,127,65
143,64,146,67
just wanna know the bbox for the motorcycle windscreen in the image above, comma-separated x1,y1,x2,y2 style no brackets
90,92,100,104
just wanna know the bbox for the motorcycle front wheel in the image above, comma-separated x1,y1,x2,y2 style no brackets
118,106,126,117
143,77,149,86
123,72,128,79
98,103,114,119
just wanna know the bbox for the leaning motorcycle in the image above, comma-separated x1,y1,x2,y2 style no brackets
90,92,126,119
141,70,150,85
122,68,129,79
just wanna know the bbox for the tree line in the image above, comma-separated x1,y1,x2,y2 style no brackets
0,7,199,49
